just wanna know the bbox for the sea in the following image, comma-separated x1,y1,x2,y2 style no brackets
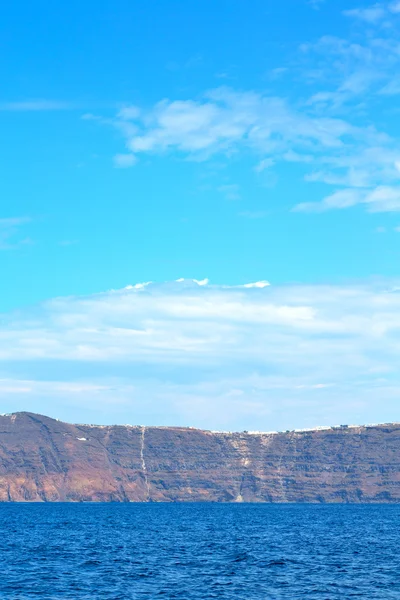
1,503,399,599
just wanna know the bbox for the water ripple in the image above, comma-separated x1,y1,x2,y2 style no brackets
1,504,400,599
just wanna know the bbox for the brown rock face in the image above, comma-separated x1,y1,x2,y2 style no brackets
1,412,400,502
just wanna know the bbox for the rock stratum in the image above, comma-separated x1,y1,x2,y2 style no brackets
1,412,400,502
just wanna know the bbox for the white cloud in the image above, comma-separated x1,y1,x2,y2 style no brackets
295,186,400,212
192,278,209,286
295,189,363,212
254,158,275,173
242,281,270,288
343,5,386,23
98,86,396,212
379,79,400,95
125,282,152,290
389,0,400,12
119,88,358,160
2,279,400,429
282,151,313,163
367,186,400,211
81,113,100,121
117,105,141,120
300,11,400,110
84,5,400,215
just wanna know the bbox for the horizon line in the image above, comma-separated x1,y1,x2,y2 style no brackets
2,411,400,436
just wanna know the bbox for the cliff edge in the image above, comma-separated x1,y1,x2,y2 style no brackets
1,412,399,502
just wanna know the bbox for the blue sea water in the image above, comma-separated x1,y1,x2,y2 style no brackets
1,504,400,599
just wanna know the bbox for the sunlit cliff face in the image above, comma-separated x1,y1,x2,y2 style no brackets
1,412,399,503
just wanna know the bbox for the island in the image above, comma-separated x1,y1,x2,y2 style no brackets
1,412,399,502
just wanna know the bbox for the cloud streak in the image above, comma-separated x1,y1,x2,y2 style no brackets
0,217,32,250
295,186,400,212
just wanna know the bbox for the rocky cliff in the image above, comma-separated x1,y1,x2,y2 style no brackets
1,412,400,502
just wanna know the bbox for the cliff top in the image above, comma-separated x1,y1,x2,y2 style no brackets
1,410,400,436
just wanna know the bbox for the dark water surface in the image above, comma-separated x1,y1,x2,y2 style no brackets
1,504,400,599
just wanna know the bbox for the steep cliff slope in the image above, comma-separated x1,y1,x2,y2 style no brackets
1,412,400,502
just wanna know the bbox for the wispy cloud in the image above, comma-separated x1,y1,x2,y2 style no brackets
0,217,30,227
344,1,400,22
0,217,32,250
295,186,400,213
2,279,400,429
376,225,400,232
113,153,137,168
390,0,400,13
83,4,400,214
90,84,400,212
166,54,203,72
343,4,387,23
300,33,400,109
254,158,275,173
111,88,356,159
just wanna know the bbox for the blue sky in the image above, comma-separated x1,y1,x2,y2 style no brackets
1,0,400,429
